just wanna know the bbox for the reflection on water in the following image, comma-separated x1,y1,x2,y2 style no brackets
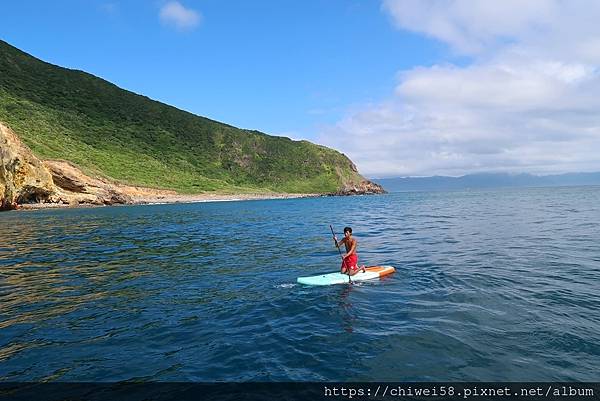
1,187,600,381
338,285,356,334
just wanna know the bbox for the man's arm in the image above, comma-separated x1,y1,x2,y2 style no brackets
334,236,346,248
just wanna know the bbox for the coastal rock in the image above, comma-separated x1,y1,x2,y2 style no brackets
43,160,133,206
333,180,386,196
0,122,55,209
0,121,134,209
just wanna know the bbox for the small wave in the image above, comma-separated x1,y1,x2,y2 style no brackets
277,283,296,288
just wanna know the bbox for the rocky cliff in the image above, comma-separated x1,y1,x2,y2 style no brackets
0,122,136,209
43,160,133,206
0,122,55,209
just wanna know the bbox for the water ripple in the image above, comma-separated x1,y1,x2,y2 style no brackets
1,188,600,381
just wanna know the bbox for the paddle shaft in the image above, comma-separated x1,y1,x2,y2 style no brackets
330,225,351,284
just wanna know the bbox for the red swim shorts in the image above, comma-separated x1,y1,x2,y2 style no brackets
341,254,359,270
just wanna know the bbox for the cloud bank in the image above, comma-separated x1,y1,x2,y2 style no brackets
320,0,600,177
159,1,201,31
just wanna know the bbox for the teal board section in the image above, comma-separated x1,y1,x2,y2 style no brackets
297,270,381,286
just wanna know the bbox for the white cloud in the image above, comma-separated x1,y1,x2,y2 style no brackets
382,0,558,55
159,1,201,31
318,1,600,177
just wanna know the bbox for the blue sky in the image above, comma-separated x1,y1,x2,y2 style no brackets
0,1,443,138
2,1,600,178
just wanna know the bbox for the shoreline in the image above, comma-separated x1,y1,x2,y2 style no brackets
16,192,323,211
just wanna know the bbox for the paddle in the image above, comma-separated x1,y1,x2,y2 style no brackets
330,225,352,284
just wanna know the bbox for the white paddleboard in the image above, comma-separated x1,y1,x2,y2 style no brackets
297,265,395,286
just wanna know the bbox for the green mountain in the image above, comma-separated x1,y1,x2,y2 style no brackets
0,40,379,194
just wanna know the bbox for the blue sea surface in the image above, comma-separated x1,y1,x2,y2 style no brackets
1,187,600,381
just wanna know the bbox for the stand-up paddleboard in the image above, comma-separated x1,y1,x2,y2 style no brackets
297,265,395,286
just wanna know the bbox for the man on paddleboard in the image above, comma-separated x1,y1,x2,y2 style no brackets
334,227,366,276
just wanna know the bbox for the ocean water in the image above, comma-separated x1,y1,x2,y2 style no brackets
1,187,600,382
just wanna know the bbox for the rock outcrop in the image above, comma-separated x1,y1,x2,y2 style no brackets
0,122,134,209
333,180,386,196
43,160,133,205
0,123,55,209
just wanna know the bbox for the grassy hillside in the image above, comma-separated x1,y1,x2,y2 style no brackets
0,40,363,194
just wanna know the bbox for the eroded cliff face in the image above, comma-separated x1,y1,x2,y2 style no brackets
0,122,134,209
43,160,133,205
0,123,55,209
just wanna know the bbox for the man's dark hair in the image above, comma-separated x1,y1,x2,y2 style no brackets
344,226,352,234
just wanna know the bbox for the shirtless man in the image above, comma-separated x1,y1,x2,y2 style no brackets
334,226,366,276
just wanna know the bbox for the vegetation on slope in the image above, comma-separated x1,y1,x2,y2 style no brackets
0,40,363,194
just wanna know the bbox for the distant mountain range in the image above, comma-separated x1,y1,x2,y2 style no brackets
372,172,600,192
